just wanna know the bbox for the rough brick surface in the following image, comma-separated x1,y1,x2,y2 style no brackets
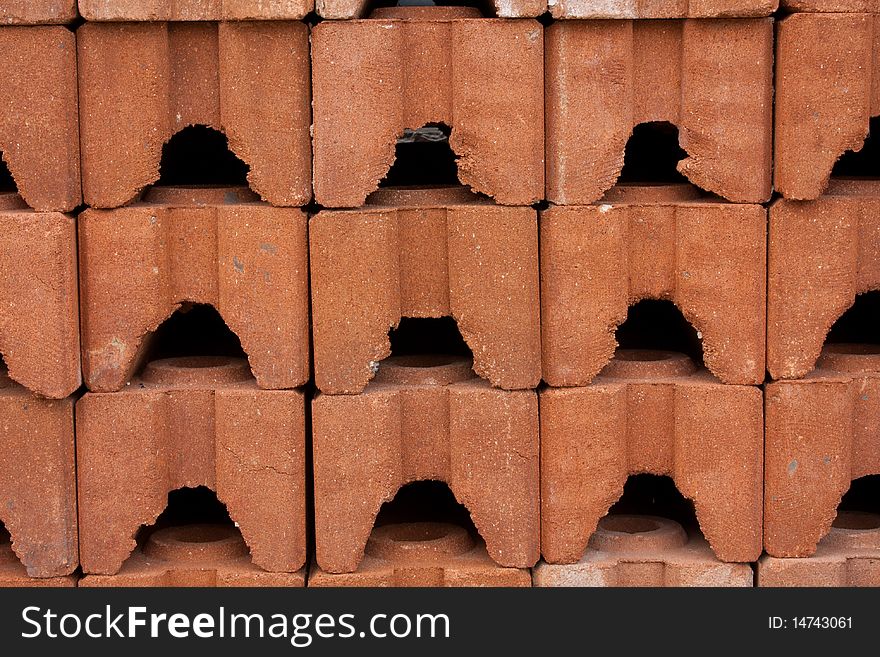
311,8,544,208
313,356,539,573
81,525,306,587
0,194,80,399
1,540,75,586
534,515,753,586
0,1,76,23
549,0,777,18
781,1,880,11
80,187,309,392
768,180,880,380
78,21,311,208
546,19,773,205
775,13,880,200
0,26,81,212
316,1,546,18
541,350,763,564
760,512,880,586
310,188,540,394
79,0,312,20
309,522,531,587
541,185,766,387
77,356,306,575
0,371,77,578
765,345,880,557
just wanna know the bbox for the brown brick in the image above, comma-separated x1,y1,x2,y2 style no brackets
765,345,880,557
316,1,546,18
0,26,80,212
541,185,766,387
0,194,80,399
310,188,540,394
79,187,309,392
81,525,306,587
546,19,773,205
775,13,879,200
0,1,76,23
759,512,880,586
77,356,306,575
534,515,753,586
0,372,77,578
541,350,763,564
1,541,75,587
781,1,880,11
549,0,777,18
311,8,544,208
79,0,312,20
768,180,880,380
78,21,311,209
313,356,539,573
309,522,531,587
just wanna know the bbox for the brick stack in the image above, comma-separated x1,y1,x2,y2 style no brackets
1,0,880,589
761,0,880,586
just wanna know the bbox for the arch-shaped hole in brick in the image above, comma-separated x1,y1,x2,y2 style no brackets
832,116,880,179
825,291,880,347
138,303,248,377
0,521,14,565
156,125,250,189
0,155,16,194
365,1,496,18
379,124,462,189
606,474,698,535
388,316,473,360
618,122,688,186
615,299,703,365
836,475,880,518
374,480,479,542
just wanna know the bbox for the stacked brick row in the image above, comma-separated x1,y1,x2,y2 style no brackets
2,0,880,587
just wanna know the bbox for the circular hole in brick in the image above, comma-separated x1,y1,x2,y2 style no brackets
590,515,688,554
366,522,474,561
141,356,252,386
145,524,248,563
818,343,880,374
373,355,474,386
833,511,880,531
600,516,662,534
601,349,696,380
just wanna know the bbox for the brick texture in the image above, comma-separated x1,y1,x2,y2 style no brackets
78,21,311,208
79,187,309,392
0,1,76,23
311,8,544,207
310,188,540,394
549,0,777,18
81,525,306,587
768,180,880,380
534,515,753,586
79,0,313,20
309,522,531,587
541,350,764,564
546,18,773,204
0,26,81,212
765,344,880,557
0,371,77,578
313,356,539,573
541,184,766,387
77,356,306,575
315,1,546,20
781,1,880,10
759,512,880,586
0,193,80,399
775,13,880,200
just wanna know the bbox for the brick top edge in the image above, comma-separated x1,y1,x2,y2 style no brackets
781,0,880,11
548,0,777,18
78,0,313,21
316,1,546,19
0,1,77,24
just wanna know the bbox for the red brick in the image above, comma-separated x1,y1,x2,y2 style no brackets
0,194,80,399
781,1,880,10
0,26,80,212
0,1,76,23
765,345,880,557
81,525,306,587
311,8,544,208
78,21,311,209
541,350,763,564
79,0,312,20
309,522,531,587
549,0,777,18
759,512,880,586
0,371,77,578
310,187,540,394
1,541,75,587
534,515,753,586
768,180,880,380
77,356,306,575
79,187,309,392
317,1,546,18
774,13,879,200
541,185,766,387
546,19,773,205
313,356,539,573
